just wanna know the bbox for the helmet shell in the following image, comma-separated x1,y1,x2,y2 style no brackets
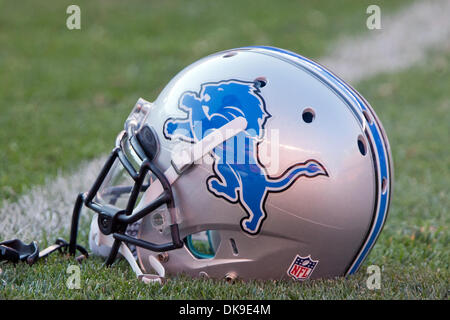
136,47,393,280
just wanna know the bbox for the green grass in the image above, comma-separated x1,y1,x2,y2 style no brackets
0,0,410,201
1,0,448,300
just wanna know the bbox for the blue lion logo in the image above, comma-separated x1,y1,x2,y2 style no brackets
164,80,328,234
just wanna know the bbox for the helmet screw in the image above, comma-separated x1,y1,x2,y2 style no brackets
157,252,169,263
225,272,237,283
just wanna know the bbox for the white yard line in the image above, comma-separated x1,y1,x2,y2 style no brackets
1,0,449,242
0,157,106,242
321,0,450,82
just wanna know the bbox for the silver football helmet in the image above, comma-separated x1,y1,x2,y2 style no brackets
79,46,393,283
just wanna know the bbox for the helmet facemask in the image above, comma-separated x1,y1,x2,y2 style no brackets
68,98,248,282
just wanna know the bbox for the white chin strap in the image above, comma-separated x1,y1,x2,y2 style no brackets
89,116,248,284
89,216,165,284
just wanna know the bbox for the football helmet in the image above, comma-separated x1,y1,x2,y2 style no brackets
69,46,393,283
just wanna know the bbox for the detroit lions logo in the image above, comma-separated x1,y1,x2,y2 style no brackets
164,80,328,235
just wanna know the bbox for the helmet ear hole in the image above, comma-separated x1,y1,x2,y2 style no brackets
363,110,373,125
357,135,367,156
302,108,315,123
254,77,267,88
381,177,388,194
229,238,239,256
223,51,237,58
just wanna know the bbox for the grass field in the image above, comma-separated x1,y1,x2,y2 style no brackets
0,0,409,201
0,0,448,299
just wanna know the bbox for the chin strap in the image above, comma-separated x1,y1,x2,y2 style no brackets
89,216,165,284
0,231,162,284
0,238,88,265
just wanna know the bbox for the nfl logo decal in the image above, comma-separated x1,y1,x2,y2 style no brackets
287,255,319,281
